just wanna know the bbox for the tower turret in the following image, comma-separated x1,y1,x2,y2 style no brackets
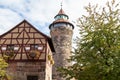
49,8,74,80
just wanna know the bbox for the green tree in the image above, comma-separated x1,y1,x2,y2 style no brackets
59,0,120,80
0,57,8,80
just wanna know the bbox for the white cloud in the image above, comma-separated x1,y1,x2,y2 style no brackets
0,8,23,34
0,0,119,38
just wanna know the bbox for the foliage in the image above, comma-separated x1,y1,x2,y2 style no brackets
48,55,54,65
0,57,8,80
59,0,120,80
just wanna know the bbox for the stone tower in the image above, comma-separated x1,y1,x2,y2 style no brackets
49,8,74,80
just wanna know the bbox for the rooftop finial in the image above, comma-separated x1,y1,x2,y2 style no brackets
61,0,63,8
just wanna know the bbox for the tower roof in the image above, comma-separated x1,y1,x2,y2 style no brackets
58,8,65,15
54,8,68,19
49,8,74,29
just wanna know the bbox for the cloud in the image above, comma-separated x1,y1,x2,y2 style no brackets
0,0,119,38
0,8,23,34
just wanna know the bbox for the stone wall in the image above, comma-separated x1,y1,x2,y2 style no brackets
51,25,73,80
7,62,46,80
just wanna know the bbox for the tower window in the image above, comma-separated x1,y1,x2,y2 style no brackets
55,16,61,20
55,14,68,20
54,23,66,27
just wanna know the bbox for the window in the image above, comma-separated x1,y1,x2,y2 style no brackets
14,47,19,50
55,14,68,20
2,47,6,50
7,45,14,51
25,47,30,50
54,23,66,27
5,45,14,57
27,75,38,80
30,44,39,50
38,46,43,50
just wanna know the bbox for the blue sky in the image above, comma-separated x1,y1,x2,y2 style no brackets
0,0,118,38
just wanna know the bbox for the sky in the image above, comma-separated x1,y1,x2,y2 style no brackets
0,0,118,40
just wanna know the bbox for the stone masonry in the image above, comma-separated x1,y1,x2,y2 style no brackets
7,62,46,80
49,8,74,80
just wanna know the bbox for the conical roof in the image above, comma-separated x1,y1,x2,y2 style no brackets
58,8,65,15
49,8,74,29
54,8,68,19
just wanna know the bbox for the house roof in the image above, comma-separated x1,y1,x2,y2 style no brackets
0,20,55,52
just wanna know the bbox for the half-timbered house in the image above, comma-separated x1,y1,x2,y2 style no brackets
0,20,55,80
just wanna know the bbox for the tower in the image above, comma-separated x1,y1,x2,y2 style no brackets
49,8,74,80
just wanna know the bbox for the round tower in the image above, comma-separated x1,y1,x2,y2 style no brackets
49,8,74,80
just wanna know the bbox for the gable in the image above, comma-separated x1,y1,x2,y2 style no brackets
0,20,55,61
0,20,46,39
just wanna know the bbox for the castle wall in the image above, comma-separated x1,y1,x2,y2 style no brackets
51,25,73,66
51,25,73,80
7,62,46,80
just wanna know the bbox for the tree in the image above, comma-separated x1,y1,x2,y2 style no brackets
58,0,120,80
0,57,8,80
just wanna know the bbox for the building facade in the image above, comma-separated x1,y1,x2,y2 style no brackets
0,8,74,80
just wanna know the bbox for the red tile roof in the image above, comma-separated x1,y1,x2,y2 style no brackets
58,8,65,15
